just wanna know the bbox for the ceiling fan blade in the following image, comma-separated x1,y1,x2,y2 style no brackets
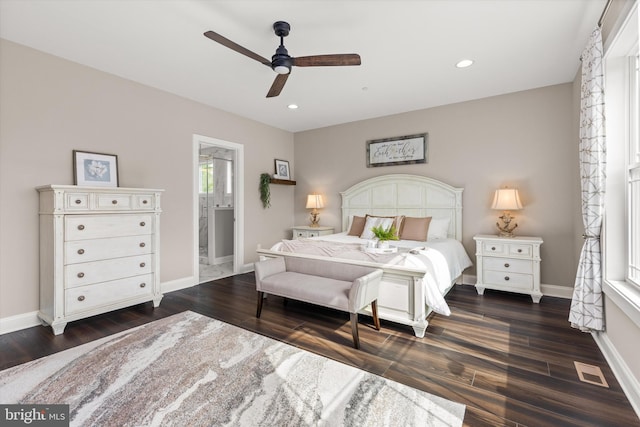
293,54,361,67
266,73,290,98
204,30,271,66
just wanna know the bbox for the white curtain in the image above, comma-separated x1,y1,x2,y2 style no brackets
569,27,606,332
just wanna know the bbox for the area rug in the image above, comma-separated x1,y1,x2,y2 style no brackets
0,311,465,426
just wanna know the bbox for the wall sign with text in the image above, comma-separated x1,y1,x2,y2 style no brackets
366,133,428,167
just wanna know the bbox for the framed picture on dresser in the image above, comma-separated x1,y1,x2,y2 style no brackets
73,150,119,187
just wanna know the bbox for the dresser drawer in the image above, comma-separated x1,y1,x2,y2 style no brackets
133,194,155,210
64,192,90,210
65,274,154,315
483,270,533,290
65,214,153,240
481,241,507,256
65,235,153,264
65,254,152,288
484,257,533,274
96,193,133,209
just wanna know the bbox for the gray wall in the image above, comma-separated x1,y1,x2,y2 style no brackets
0,39,295,319
293,83,581,288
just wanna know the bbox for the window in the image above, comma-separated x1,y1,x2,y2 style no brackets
199,159,214,194
629,53,640,286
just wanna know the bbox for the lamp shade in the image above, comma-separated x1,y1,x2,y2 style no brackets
305,194,324,209
491,188,523,210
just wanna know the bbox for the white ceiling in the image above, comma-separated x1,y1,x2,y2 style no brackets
0,0,605,133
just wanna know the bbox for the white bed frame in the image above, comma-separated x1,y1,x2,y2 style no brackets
258,174,464,337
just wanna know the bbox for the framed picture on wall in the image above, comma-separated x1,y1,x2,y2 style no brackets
274,159,291,180
366,133,428,167
73,150,119,187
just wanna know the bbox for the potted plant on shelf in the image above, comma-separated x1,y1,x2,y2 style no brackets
371,225,399,249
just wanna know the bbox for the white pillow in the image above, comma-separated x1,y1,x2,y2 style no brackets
360,216,394,239
427,218,450,240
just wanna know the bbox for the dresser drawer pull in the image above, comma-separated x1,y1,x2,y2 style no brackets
140,262,146,268
112,200,118,205
77,225,85,230
504,263,510,268
140,222,146,227
139,242,146,247
75,199,82,204
77,295,85,302
77,249,85,255
491,246,496,251
139,283,146,288
504,276,510,281
143,200,148,204
517,249,522,253
77,272,84,278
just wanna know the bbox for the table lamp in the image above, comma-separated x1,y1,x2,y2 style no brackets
492,188,523,237
306,194,324,227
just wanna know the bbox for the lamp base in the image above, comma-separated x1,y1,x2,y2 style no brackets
309,211,320,227
496,211,517,237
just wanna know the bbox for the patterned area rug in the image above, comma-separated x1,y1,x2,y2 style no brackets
0,311,465,426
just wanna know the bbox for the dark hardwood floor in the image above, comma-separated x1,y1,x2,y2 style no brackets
1,274,638,427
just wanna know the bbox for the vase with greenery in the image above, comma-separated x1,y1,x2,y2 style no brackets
371,225,398,248
259,173,271,208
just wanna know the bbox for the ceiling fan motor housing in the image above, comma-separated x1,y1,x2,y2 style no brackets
272,22,292,74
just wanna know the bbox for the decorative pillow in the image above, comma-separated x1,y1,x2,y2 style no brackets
365,214,404,238
347,215,366,236
360,216,394,239
427,217,450,240
400,217,432,241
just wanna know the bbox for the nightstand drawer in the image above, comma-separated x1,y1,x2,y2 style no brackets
481,241,507,256
509,243,532,257
484,257,532,274
483,270,533,290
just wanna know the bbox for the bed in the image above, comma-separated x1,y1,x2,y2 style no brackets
257,174,472,337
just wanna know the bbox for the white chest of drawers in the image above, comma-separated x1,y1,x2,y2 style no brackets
37,185,163,334
473,234,543,303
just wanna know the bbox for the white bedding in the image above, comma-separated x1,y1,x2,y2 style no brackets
270,232,472,316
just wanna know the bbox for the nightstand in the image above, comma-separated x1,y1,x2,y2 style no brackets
473,234,543,303
292,226,334,239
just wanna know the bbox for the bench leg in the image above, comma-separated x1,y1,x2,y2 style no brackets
371,300,381,330
350,313,360,349
256,291,264,318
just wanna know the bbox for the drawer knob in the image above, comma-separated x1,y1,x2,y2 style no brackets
77,249,85,255
504,263,510,268
140,222,146,227
140,262,146,268
77,272,84,278
140,283,146,288
491,246,496,251
75,199,82,204
139,242,146,248
112,200,118,204
504,276,510,281
142,200,148,204
77,295,85,302
518,249,522,253
77,224,85,230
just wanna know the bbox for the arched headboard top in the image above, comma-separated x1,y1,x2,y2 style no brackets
340,174,463,241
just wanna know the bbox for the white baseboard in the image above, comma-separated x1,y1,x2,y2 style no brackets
0,311,41,335
161,276,197,293
592,331,640,420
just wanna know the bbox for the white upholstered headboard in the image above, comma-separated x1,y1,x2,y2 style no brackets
340,174,464,241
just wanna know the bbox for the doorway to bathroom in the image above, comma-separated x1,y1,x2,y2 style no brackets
193,134,244,284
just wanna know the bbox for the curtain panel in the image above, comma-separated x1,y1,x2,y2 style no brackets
569,27,606,332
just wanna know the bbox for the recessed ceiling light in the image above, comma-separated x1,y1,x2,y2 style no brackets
455,59,474,68
287,104,298,109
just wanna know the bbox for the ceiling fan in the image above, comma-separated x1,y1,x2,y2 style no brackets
204,21,361,98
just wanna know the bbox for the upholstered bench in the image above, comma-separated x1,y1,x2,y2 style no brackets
254,256,383,349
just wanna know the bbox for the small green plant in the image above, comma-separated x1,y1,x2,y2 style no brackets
371,225,399,241
259,173,271,208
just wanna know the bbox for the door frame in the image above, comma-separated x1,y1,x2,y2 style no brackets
192,134,244,282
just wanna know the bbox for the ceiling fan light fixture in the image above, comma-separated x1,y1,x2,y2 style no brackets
274,64,291,74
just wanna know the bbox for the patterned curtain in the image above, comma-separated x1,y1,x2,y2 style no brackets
569,27,606,332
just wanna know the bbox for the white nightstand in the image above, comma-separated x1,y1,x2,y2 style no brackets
292,226,334,239
473,234,543,303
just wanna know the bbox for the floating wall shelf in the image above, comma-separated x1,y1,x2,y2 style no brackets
270,178,296,185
